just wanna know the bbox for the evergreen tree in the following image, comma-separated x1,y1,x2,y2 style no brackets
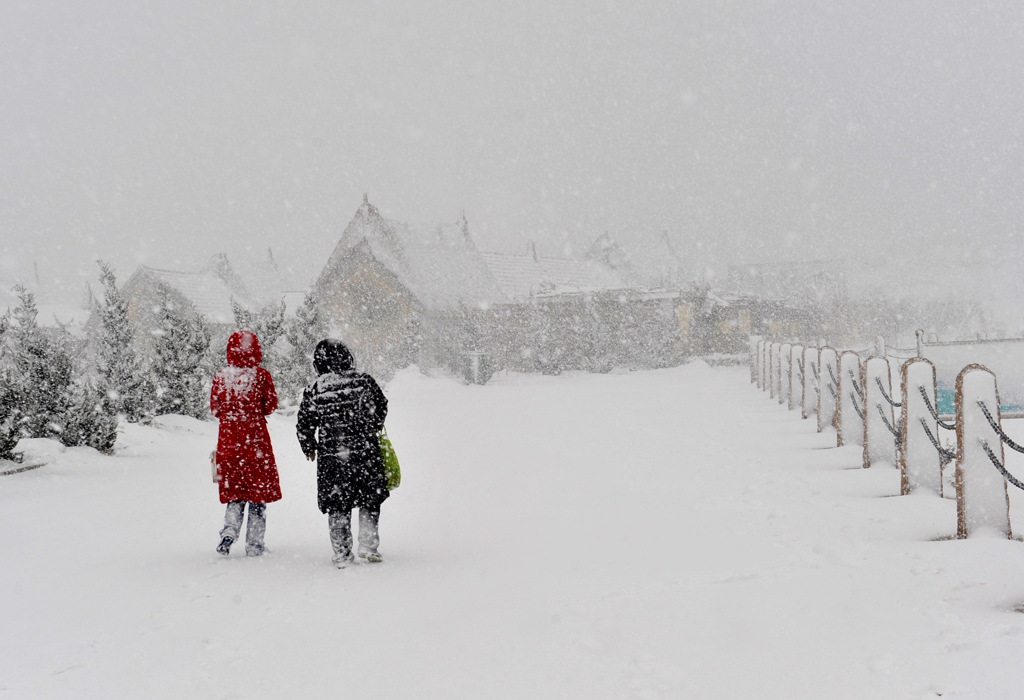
6,286,73,440
152,293,212,419
280,292,328,401
95,262,150,421
232,299,286,353
0,310,21,460
231,298,286,390
50,325,118,453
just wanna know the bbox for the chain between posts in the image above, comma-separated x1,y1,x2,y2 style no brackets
919,418,955,466
877,405,902,448
919,387,955,431
876,377,902,408
976,401,1024,455
850,392,865,421
979,439,1024,492
850,371,864,401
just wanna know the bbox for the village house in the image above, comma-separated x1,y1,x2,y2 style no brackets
310,196,728,381
119,250,291,356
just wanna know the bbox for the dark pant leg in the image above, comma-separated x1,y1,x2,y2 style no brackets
357,505,380,554
245,502,267,555
220,501,245,541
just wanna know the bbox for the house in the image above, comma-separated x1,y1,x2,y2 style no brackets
311,196,504,379
311,197,712,379
119,250,290,356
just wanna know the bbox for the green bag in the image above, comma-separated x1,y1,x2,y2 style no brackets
379,427,401,491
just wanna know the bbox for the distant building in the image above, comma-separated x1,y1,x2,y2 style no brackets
725,259,846,305
119,250,292,355
310,197,753,381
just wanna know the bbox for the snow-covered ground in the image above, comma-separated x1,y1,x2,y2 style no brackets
4,363,1024,698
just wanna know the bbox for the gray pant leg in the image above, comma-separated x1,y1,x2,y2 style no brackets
246,502,267,555
328,510,353,558
220,501,245,541
358,506,380,554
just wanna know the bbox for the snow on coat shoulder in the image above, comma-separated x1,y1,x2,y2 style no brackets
210,330,282,504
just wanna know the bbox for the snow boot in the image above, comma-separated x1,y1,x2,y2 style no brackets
358,547,383,563
216,536,234,556
332,552,355,569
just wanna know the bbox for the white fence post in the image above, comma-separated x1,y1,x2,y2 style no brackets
769,342,779,400
955,365,1011,539
789,345,803,411
900,358,943,496
905,358,942,495
761,340,770,392
817,346,839,433
837,350,864,448
779,343,792,406
753,339,761,390
862,356,897,469
749,336,760,384
802,346,818,420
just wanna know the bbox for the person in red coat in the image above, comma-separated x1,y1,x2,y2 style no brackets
210,330,281,557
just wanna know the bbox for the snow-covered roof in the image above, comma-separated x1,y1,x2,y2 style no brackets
586,231,689,288
479,247,623,300
202,251,287,310
321,198,504,309
129,266,237,324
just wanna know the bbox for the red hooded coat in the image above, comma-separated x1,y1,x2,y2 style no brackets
210,331,282,504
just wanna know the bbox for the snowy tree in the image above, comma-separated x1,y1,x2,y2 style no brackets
1,287,119,453
232,299,286,353
0,310,20,460
152,292,212,419
95,262,151,421
279,292,329,402
230,298,286,389
5,286,73,440
51,325,118,453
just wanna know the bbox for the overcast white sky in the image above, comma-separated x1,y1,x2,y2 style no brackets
2,1,1024,312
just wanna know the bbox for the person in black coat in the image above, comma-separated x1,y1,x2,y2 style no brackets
297,339,389,568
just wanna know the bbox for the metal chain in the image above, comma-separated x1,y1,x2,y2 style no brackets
918,387,955,431
919,418,955,466
850,392,864,421
979,438,1024,491
850,371,864,400
976,401,1024,455
876,376,902,408
877,404,902,447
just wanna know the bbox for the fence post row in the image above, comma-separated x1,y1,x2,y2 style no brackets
750,342,1021,541
899,358,943,496
779,343,792,407
801,345,818,420
837,350,864,448
955,364,1012,540
817,346,839,434
862,356,897,469
789,345,803,412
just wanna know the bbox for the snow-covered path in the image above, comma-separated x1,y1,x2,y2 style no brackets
4,363,1024,699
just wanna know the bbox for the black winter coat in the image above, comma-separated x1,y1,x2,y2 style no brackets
297,368,389,513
